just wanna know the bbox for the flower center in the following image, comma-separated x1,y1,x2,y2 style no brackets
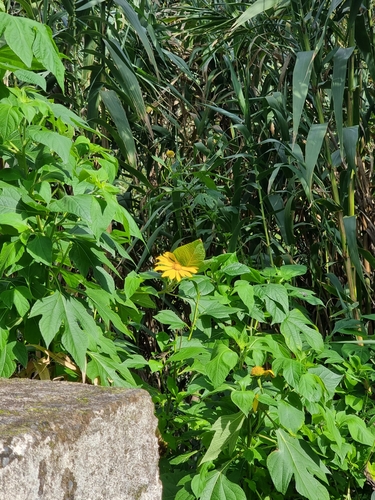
173,263,182,270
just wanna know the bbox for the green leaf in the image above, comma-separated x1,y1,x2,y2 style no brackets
29,292,65,347
0,328,16,378
339,414,375,446
29,292,93,370
205,343,238,387
200,469,246,500
267,429,329,500
173,239,205,268
200,412,245,464
292,51,315,143
3,15,34,67
343,215,365,285
277,400,304,434
0,103,23,138
308,365,342,399
298,373,323,403
234,280,255,313
113,0,159,78
256,283,289,323
154,310,188,330
332,47,355,152
273,357,304,388
0,213,29,232
100,89,137,170
281,309,324,354
232,0,279,30
26,234,52,266
87,351,137,388
231,390,255,415
27,126,72,163
304,123,327,199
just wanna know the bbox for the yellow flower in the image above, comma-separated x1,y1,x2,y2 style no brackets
251,366,275,378
166,150,175,158
154,252,198,282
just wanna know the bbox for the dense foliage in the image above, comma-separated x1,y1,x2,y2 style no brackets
1,1,375,498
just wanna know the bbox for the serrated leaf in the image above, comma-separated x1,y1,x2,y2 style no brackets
173,239,205,268
277,400,304,434
267,429,329,500
27,126,72,163
200,470,246,500
231,390,255,415
26,234,52,265
154,310,187,330
0,103,23,138
29,292,94,370
281,309,324,354
205,343,238,387
200,412,245,464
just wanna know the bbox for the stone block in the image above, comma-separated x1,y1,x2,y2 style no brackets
0,378,162,500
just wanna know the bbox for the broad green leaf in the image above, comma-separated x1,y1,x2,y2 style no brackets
273,358,304,388
220,262,251,276
85,288,133,337
232,0,279,30
173,239,205,268
233,280,254,313
0,240,24,276
14,69,46,91
278,265,307,280
0,186,22,214
27,126,72,163
332,47,355,152
198,297,240,319
0,328,16,378
0,103,23,138
298,373,323,403
308,365,342,399
3,15,34,67
231,390,255,415
87,351,137,388
200,412,245,464
281,309,324,354
154,310,187,330
26,234,52,266
339,414,375,446
256,283,289,323
200,469,246,500
343,125,358,172
124,271,143,299
29,292,65,347
277,400,304,434
0,213,29,232
32,22,64,90
267,429,329,500
29,292,93,370
168,347,207,363
292,51,315,144
205,343,238,387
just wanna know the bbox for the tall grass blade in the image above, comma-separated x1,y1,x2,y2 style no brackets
113,0,159,79
343,126,358,171
343,215,365,285
100,89,137,169
292,51,315,145
232,0,279,30
332,47,354,155
305,123,327,199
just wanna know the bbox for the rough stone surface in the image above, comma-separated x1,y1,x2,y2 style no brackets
0,378,162,500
